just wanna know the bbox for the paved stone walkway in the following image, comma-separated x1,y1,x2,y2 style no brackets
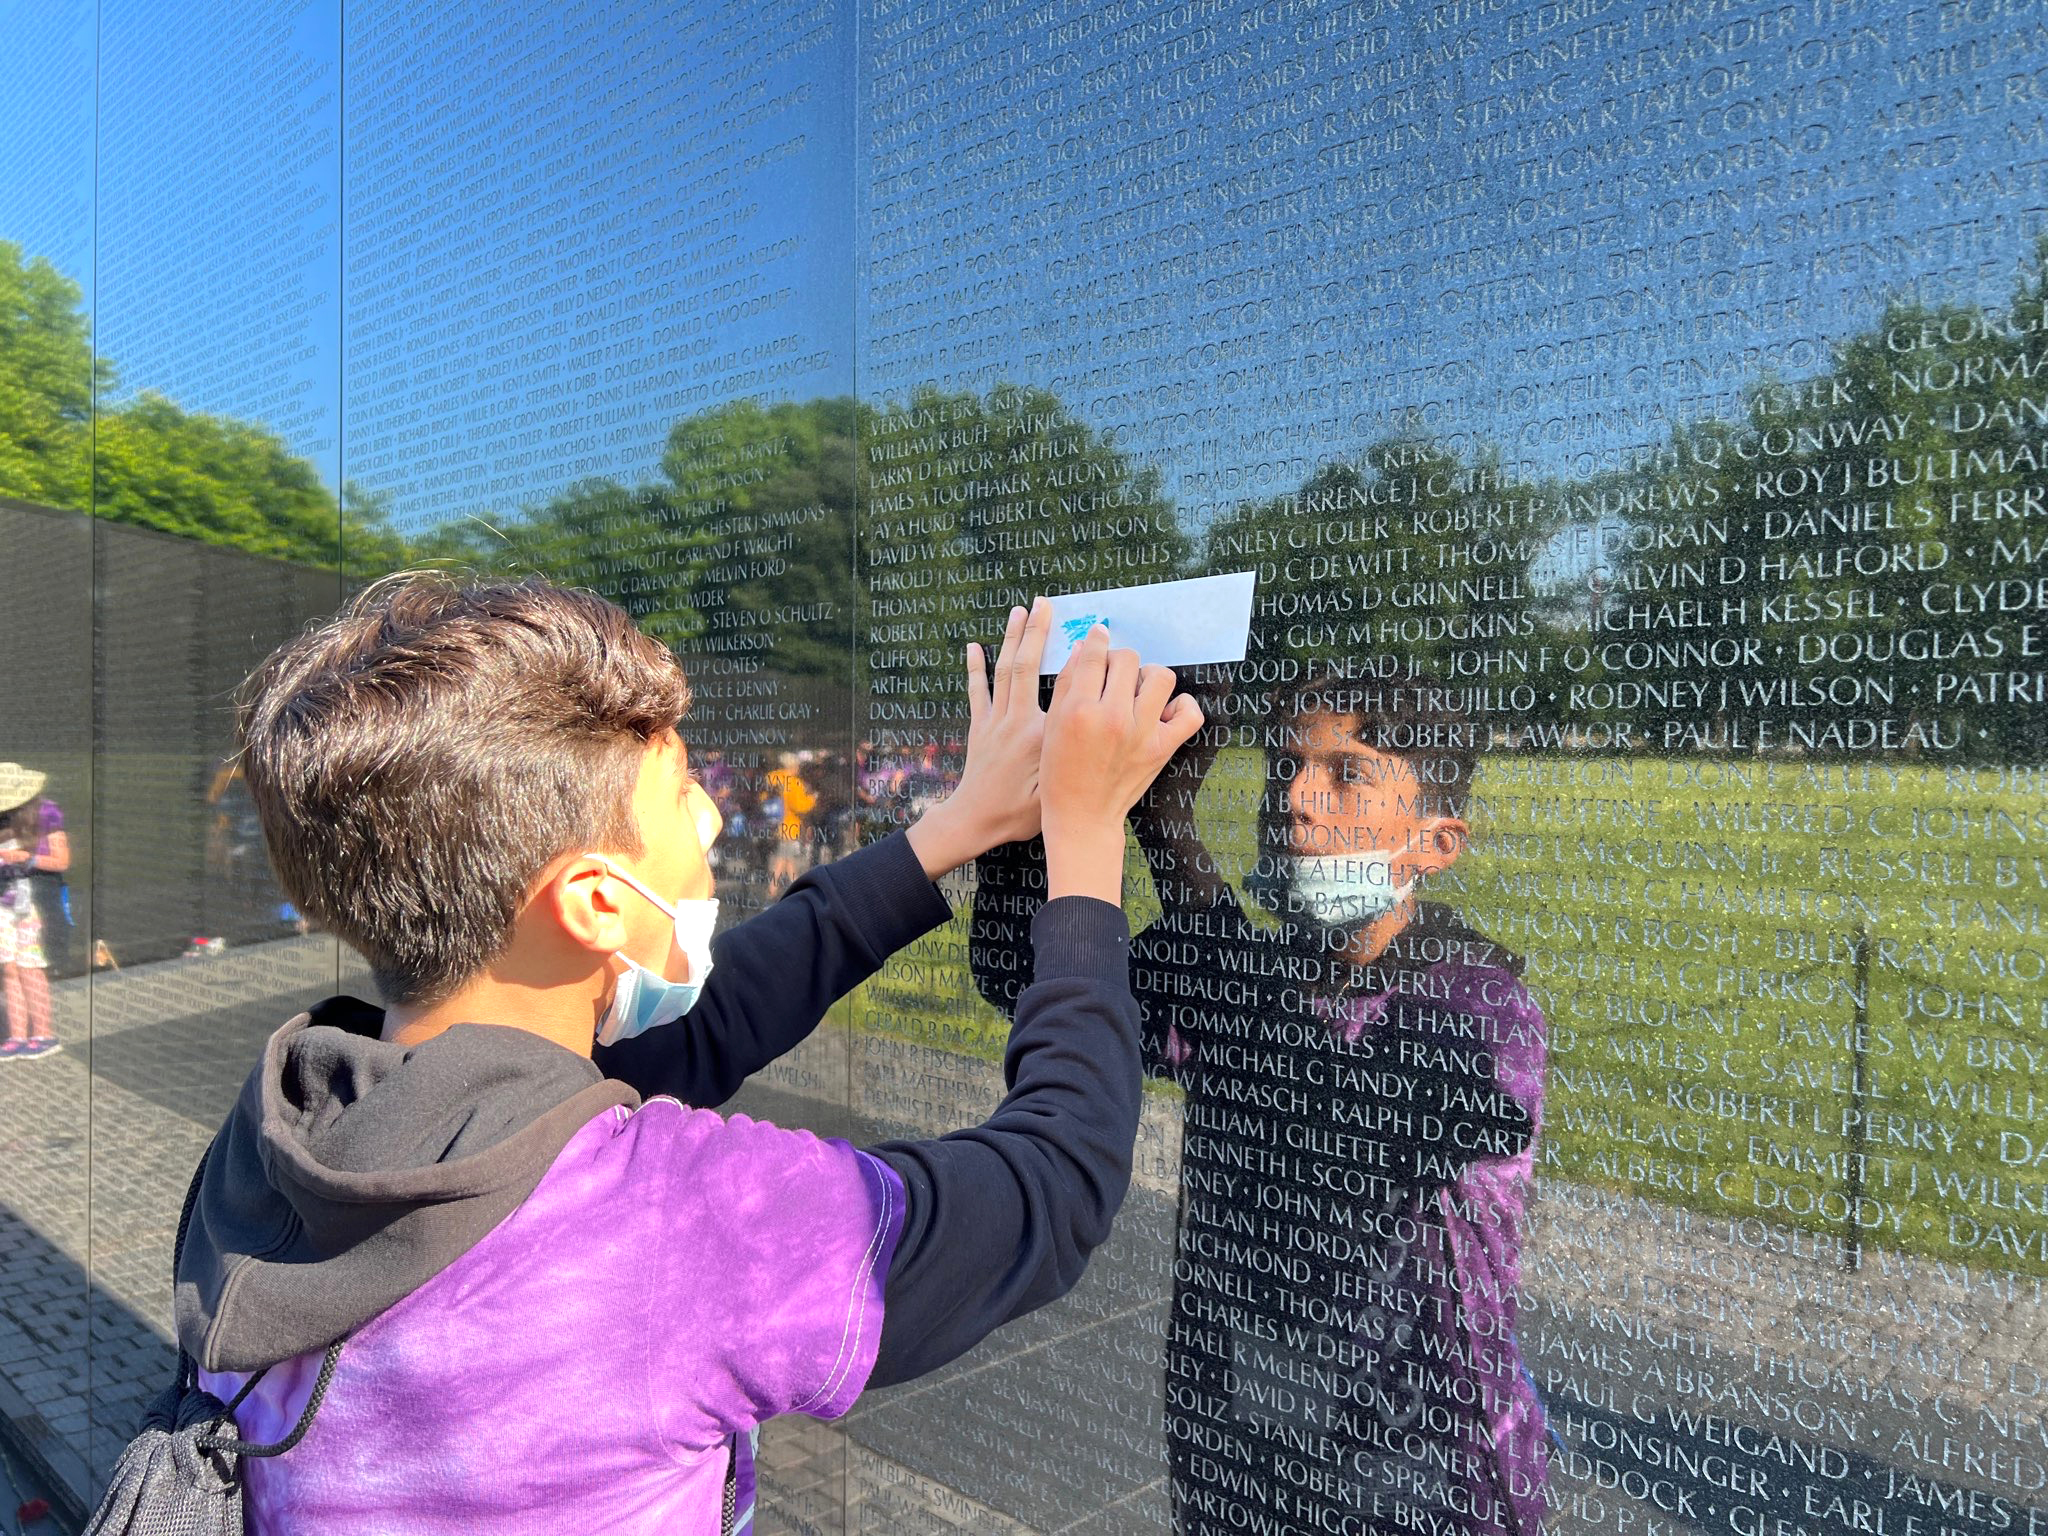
0,937,351,1510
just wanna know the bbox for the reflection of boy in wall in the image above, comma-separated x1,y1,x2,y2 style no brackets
972,665,1549,1536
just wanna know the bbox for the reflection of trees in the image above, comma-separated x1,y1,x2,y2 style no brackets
8,220,2045,763
417,472,708,642
1603,244,2048,764
1207,250,2048,765
666,397,857,676
0,241,101,507
1196,437,1564,728
870,382,1186,588
0,240,409,567
857,383,1188,706
428,397,860,670
432,257,2043,764
424,385,1186,703
92,394,338,561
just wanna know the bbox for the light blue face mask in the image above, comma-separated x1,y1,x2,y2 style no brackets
1276,852,1414,930
592,786,722,1047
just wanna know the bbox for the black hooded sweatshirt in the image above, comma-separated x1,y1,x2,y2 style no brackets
175,827,1141,1392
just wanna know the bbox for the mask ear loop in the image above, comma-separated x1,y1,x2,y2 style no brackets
587,860,673,1027
594,855,679,921
594,853,716,988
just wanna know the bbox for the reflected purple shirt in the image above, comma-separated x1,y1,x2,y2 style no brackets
1313,967,1550,1536
202,1100,903,1533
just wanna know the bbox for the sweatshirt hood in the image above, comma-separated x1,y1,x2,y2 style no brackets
175,994,639,1373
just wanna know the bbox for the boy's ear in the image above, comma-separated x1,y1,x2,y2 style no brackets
1409,816,1467,879
545,855,632,956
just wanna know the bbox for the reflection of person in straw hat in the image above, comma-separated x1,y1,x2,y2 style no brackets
0,763,70,1061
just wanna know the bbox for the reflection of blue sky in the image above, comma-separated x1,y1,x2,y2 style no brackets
0,0,95,290
0,2,2034,541
340,0,854,535
858,2,2039,521
0,0,854,539
97,0,343,482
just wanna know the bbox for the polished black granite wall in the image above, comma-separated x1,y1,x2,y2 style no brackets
0,0,2042,1530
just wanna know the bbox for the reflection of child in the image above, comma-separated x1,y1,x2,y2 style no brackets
168,578,1200,1532
974,664,1549,1536
0,830,44,971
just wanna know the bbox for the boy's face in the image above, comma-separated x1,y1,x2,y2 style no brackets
616,728,721,976
1281,710,1465,881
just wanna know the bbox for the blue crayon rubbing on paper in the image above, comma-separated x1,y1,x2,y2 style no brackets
1040,572,1256,674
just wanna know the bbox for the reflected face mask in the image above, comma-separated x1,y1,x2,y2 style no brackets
1276,853,1413,931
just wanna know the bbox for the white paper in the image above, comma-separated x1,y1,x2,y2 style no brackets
1037,570,1257,674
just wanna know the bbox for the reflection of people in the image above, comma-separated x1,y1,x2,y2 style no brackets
974,664,1549,1536
687,748,740,885
807,750,859,863
163,580,1201,1531
206,760,300,937
764,749,818,896
0,763,71,1060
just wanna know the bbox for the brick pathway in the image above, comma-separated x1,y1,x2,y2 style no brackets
0,937,352,1511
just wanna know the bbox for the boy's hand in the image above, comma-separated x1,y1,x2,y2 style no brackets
905,597,1054,879
1041,622,1205,905
1130,665,1234,831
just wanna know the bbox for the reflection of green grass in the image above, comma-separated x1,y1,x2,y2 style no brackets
855,751,2047,1271
1457,753,2046,1272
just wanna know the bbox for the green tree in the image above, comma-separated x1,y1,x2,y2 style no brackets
859,383,1189,709
663,395,857,675
0,240,102,508
91,392,346,565
410,397,857,670
2,238,415,568
409,474,693,634
1198,432,1563,730
338,481,419,580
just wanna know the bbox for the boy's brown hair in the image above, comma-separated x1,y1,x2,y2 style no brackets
234,571,692,1006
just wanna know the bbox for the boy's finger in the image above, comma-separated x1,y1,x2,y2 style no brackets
991,605,1026,714
1054,621,1110,705
1018,594,1053,707
1137,663,1177,720
965,642,989,724
1105,645,1140,710
1159,691,1206,752
1004,598,1044,703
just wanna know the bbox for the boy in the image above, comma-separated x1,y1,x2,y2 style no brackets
972,662,1550,1536
174,571,1203,1533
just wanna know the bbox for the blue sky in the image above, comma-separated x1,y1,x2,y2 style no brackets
0,0,2035,544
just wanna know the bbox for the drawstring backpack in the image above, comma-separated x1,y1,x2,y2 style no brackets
82,1149,343,1534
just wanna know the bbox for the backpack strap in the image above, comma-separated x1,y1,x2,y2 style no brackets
166,1148,211,1401
193,1342,346,1457
169,1145,346,1457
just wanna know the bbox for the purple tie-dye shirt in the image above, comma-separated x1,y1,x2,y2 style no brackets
201,1099,903,1533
